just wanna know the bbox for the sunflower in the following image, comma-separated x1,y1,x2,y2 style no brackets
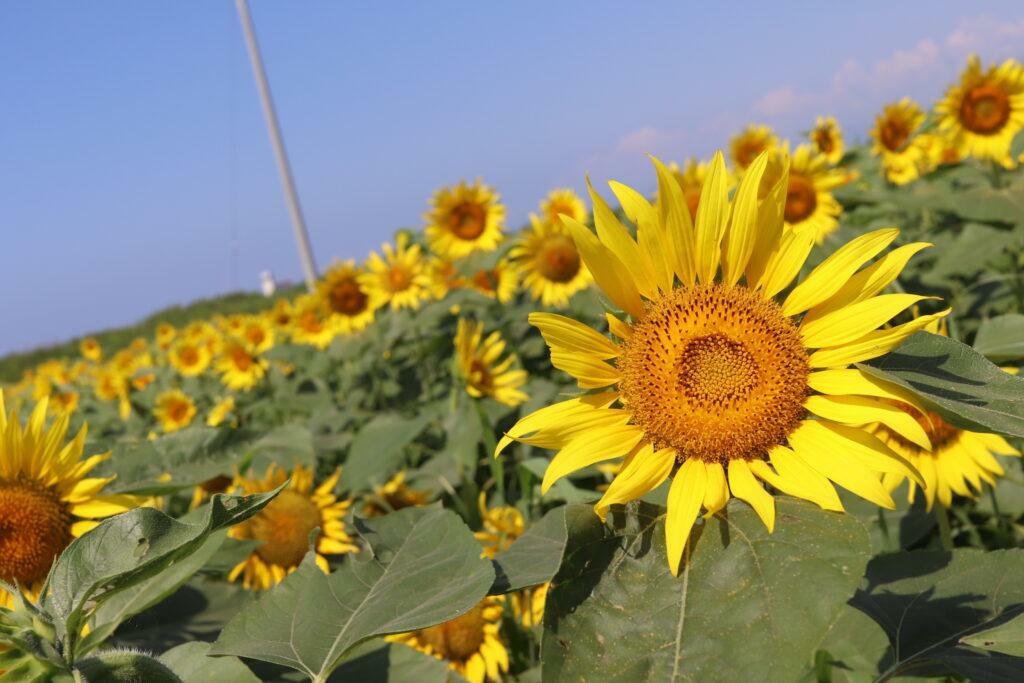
496,153,947,575
317,259,377,334
918,132,963,169
79,337,102,362
361,470,431,517
388,596,509,683
93,368,127,403
781,144,847,243
936,55,1024,168
729,124,778,171
268,298,295,329
539,188,587,225
206,396,236,427
668,158,733,222
215,340,267,391
49,390,80,416
475,494,547,628
289,295,339,350
511,215,592,307
808,116,844,164
870,98,929,185
227,464,358,591
155,322,177,350
455,319,529,407
0,393,138,608
427,257,464,300
152,389,196,433
467,260,518,303
362,233,431,311
237,316,275,354
168,340,211,377
425,180,505,258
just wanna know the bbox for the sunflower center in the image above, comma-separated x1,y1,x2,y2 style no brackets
180,346,199,366
388,266,412,291
449,201,487,240
246,326,267,347
960,84,1011,135
0,478,73,586
230,346,253,371
879,116,911,152
468,359,493,392
166,399,190,423
814,129,834,154
537,235,581,283
418,606,487,662
735,142,765,169
784,174,818,223
329,278,368,315
619,284,809,464
250,490,321,568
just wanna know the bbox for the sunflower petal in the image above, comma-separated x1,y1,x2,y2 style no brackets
564,217,645,317
722,152,769,286
727,459,775,531
666,458,707,576
541,424,644,492
804,395,932,451
594,444,674,520
808,309,950,368
530,312,620,359
693,152,730,284
800,294,935,348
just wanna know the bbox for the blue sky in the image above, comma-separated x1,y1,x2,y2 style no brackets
2,2,1023,355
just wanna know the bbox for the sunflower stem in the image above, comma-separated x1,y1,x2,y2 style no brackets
934,504,954,551
475,400,506,503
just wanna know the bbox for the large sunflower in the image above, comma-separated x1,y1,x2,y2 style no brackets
317,259,378,334
496,153,947,574
455,319,529,407
808,116,844,164
870,98,928,185
153,389,196,433
388,596,509,683
425,180,505,258
227,464,358,591
539,188,587,225
782,144,847,243
0,393,138,608
729,124,778,171
511,215,592,307
362,233,431,311
936,55,1024,168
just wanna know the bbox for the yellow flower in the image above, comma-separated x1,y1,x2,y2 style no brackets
79,337,102,362
49,390,80,415
539,188,587,225
131,372,156,391
155,322,177,350
808,116,844,164
936,54,1024,168
215,340,267,391
287,295,339,349
870,98,929,185
0,393,139,608
237,315,275,354
467,260,518,303
206,396,236,427
918,132,964,169
268,298,295,329
388,596,509,683
362,233,431,311
497,153,946,575
425,180,505,258
153,389,196,433
317,259,377,334
93,368,127,403
780,144,848,243
455,319,529,407
427,256,464,300
168,340,212,377
511,215,593,307
227,464,358,591
729,124,778,171
361,471,431,517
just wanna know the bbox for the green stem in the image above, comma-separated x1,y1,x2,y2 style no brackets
475,400,505,503
935,504,953,551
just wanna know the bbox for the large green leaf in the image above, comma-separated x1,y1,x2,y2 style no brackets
962,612,1024,657
247,421,317,470
159,642,259,683
339,413,434,493
211,505,494,682
490,506,567,594
974,314,1024,363
861,331,1024,437
542,498,871,682
331,641,450,683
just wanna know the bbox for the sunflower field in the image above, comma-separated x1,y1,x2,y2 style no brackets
4,55,1024,683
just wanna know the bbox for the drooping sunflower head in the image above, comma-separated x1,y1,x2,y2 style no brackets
168,340,211,377
498,152,947,574
0,392,138,607
539,188,587,225
79,337,102,362
780,144,848,243
466,259,519,304
870,98,928,185
228,464,358,591
361,233,431,311
425,180,506,259
510,215,592,307
936,54,1024,168
388,596,509,683
473,493,525,558
215,340,268,392
153,389,196,433
317,259,378,334
729,124,778,171
454,319,529,408
808,116,844,164
361,470,431,517
155,322,177,350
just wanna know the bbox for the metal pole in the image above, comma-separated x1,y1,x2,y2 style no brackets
234,0,318,291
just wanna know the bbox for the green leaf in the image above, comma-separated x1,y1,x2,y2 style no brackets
332,641,450,683
542,498,871,682
340,413,433,493
490,506,567,594
444,397,483,473
210,505,495,682
159,642,259,683
974,314,1024,362
861,331,1024,437
248,422,317,471
962,612,1024,657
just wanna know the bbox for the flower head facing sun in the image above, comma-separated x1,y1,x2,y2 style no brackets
729,124,778,171
155,322,177,350
79,337,102,363
937,55,1024,168
0,393,138,607
455,319,529,407
539,188,587,225
511,215,592,307
215,340,268,391
318,259,378,334
228,464,358,591
781,144,848,243
362,233,431,311
169,340,211,377
497,152,947,575
809,116,845,164
425,180,505,259
870,98,929,185
237,316,275,354
153,389,196,433
467,260,518,303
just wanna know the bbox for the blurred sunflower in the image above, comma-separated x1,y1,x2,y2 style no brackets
206,395,236,428
918,132,963,169
511,215,592,307
0,393,139,608
318,259,377,334
268,298,295,328
362,233,431,311
497,152,946,574
427,256,464,300
93,368,127,403
215,340,267,391
475,494,547,628
168,340,211,377
155,322,177,350
781,144,847,243
668,158,731,222
289,295,338,350
455,319,529,407
189,474,233,510
467,260,518,303
388,596,509,683
729,124,778,171
870,98,928,185
539,188,587,225
936,55,1024,168
361,470,430,517
808,116,844,164
48,390,79,416
79,337,102,362
238,316,274,354
153,389,196,433
425,180,505,258
227,464,358,591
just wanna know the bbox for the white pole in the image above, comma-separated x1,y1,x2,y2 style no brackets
234,0,318,291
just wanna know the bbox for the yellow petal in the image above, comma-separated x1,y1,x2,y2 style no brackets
807,368,922,405
549,350,621,389
746,154,790,287
693,152,729,284
803,395,932,451
605,313,633,340
71,520,101,537
587,177,658,298
564,217,645,318
650,156,696,286
727,459,775,532
666,458,707,576
530,312,620,359
721,152,768,286
788,423,896,508
808,309,950,368
794,419,925,487
594,444,674,520
800,294,935,348
70,495,138,519
541,424,644,492
764,446,843,511
495,393,619,456
701,462,730,517
756,228,816,300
